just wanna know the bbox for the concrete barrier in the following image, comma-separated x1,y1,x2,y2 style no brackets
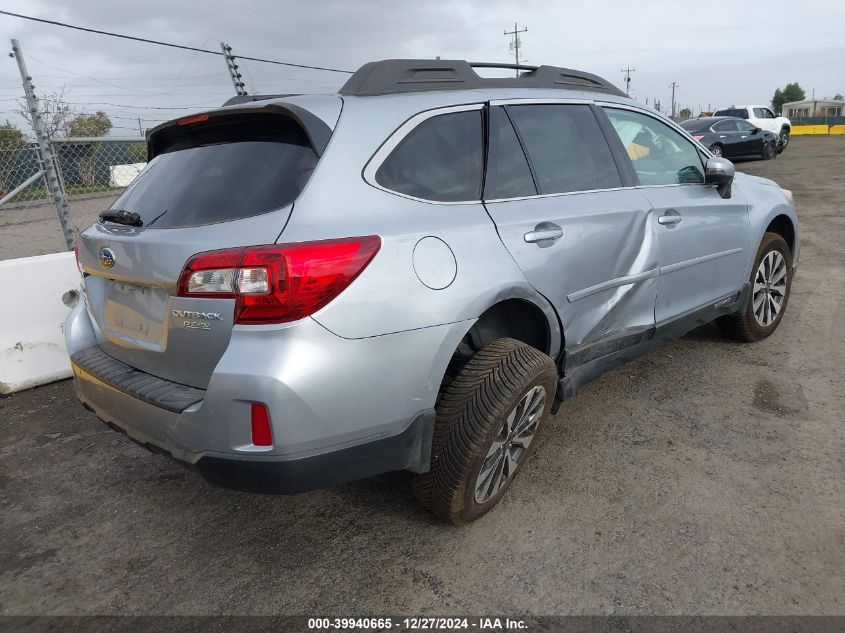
0,252,80,394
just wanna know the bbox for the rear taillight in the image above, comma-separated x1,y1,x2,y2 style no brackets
693,135,705,142
177,236,381,324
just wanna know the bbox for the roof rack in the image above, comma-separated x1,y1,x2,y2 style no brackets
222,93,301,106
339,59,626,97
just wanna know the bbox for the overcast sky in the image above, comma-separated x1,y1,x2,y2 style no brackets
2,0,843,136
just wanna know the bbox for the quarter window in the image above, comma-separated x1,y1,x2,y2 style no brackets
603,108,705,186
375,110,483,202
505,104,622,195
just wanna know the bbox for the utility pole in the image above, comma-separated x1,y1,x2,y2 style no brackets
669,81,678,118
220,42,247,96
10,39,74,251
504,22,527,77
620,66,635,96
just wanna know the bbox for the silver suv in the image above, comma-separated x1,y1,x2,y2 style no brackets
67,60,799,523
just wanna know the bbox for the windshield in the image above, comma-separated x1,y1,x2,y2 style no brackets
107,114,318,229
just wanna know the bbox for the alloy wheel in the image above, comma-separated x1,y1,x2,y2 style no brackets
752,250,788,327
473,385,546,504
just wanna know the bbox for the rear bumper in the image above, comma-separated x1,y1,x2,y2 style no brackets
72,359,435,494
66,301,469,494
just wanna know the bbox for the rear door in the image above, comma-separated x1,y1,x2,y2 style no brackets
77,107,336,388
710,119,743,157
735,119,765,155
483,102,659,360
601,106,750,326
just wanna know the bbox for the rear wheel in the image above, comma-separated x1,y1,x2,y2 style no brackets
413,338,557,524
763,141,777,160
709,143,723,157
718,232,792,342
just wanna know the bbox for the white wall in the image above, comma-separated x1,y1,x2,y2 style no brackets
0,252,80,394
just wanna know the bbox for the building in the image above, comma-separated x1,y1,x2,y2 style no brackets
782,99,844,118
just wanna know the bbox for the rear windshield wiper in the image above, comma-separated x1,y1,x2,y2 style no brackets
99,209,143,227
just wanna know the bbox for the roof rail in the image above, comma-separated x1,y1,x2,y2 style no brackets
339,59,626,97
222,93,301,106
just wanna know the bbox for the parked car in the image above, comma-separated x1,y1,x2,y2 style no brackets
66,59,799,524
713,105,791,153
680,116,779,160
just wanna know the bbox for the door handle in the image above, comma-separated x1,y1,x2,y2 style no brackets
658,210,683,226
524,222,564,246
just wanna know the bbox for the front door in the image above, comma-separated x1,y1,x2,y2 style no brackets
483,103,659,360
601,107,750,326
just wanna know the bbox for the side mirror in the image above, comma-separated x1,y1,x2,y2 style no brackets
752,127,761,134
705,156,735,199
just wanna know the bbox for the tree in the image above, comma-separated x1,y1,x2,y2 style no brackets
67,111,112,138
16,87,75,140
65,112,113,187
678,107,692,120
835,94,844,101
771,83,806,115
0,120,28,195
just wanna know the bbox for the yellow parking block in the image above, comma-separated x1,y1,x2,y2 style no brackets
791,125,830,135
829,125,845,135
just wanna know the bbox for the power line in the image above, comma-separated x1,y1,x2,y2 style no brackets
0,10,354,74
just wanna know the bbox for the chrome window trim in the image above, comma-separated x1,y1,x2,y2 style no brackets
362,103,486,206
484,185,634,204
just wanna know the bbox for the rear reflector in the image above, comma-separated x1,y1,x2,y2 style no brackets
177,236,381,324
250,403,273,446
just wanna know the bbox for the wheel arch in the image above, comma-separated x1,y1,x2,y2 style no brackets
765,214,797,256
437,296,563,396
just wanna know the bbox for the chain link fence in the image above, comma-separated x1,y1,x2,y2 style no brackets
0,139,49,208
52,137,147,197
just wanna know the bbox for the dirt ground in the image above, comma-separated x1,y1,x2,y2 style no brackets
0,136,843,616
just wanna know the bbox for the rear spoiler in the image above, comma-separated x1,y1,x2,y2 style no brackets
145,102,333,159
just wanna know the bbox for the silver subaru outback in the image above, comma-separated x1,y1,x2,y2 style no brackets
67,60,798,523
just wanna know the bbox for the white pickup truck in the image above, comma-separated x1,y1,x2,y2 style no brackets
713,105,792,153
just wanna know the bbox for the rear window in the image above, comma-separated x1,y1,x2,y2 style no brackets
107,114,318,228
714,108,748,119
679,119,709,132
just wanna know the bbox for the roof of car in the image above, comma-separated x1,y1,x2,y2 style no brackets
337,59,627,97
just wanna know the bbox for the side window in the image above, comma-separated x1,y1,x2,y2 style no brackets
375,110,483,202
736,120,757,132
506,104,622,195
753,107,766,118
603,108,705,186
485,107,537,199
763,108,775,119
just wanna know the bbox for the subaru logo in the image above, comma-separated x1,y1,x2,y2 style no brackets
99,247,116,269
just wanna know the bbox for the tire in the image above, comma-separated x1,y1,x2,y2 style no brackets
709,144,723,157
763,141,777,160
413,338,557,524
778,129,789,153
718,232,792,342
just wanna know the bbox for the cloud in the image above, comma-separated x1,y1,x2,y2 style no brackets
1,0,842,134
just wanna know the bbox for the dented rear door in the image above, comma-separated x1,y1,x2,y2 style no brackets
483,103,658,361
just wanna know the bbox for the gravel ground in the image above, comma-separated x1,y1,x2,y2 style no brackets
0,136,843,616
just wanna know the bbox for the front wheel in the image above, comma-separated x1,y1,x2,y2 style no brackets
718,232,792,342
709,144,723,157
413,338,557,524
778,129,790,153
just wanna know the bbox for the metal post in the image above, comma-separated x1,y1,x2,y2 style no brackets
10,38,74,251
504,23,527,77
220,42,248,96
